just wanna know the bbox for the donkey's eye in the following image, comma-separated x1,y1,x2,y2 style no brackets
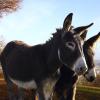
65,42,76,50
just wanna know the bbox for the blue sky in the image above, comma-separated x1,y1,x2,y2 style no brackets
0,0,100,59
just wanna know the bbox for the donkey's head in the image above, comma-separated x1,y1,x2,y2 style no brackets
58,13,93,75
83,32,100,82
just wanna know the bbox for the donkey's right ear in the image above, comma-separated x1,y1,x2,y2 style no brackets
63,13,73,31
74,23,93,36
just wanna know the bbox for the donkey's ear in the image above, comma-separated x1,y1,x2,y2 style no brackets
80,30,87,41
85,32,100,48
63,13,73,31
74,23,94,35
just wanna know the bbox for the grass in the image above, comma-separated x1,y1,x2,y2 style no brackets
76,85,100,100
77,85,100,94
0,72,100,100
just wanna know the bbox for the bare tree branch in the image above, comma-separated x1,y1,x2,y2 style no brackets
0,0,22,17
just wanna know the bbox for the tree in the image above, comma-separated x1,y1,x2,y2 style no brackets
0,0,21,17
0,35,5,53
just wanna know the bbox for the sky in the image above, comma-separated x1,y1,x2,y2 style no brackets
0,0,100,59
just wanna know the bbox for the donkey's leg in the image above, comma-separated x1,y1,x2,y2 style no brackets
17,87,25,100
31,89,37,100
18,88,36,100
65,75,78,100
51,90,61,100
50,74,70,100
2,69,17,100
37,87,45,100
66,85,76,100
6,78,17,100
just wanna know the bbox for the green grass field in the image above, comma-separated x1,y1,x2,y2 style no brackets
76,86,100,100
77,85,100,94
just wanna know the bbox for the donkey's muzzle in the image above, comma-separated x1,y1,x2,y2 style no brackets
75,66,88,75
74,56,88,75
89,76,95,82
84,68,96,82
84,75,95,82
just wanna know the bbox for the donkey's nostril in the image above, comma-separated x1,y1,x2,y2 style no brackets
80,67,85,71
90,76,95,82
80,67,83,71
79,67,88,74
68,42,74,47
81,67,87,71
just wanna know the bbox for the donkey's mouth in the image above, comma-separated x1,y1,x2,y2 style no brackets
84,74,96,82
75,67,87,75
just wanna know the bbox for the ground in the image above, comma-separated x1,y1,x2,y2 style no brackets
0,72,100,100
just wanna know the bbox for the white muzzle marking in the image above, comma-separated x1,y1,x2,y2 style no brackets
85,68,96,80
73,56,88,75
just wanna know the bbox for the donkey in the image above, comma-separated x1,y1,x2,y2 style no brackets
0,13,93,100
51,32,100,100
15,30,90,100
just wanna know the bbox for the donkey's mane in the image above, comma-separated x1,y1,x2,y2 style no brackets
45,28,62,46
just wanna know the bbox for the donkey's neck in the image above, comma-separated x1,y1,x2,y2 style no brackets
44,38,62,75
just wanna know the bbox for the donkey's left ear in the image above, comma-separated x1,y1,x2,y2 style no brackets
80,30,87,41
85,32,100,48
63,13,73,31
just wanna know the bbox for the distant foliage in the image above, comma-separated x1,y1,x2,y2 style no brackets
0,0,22,17
0,35,5,53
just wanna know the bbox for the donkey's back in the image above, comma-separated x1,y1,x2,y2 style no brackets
0,40,48,83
